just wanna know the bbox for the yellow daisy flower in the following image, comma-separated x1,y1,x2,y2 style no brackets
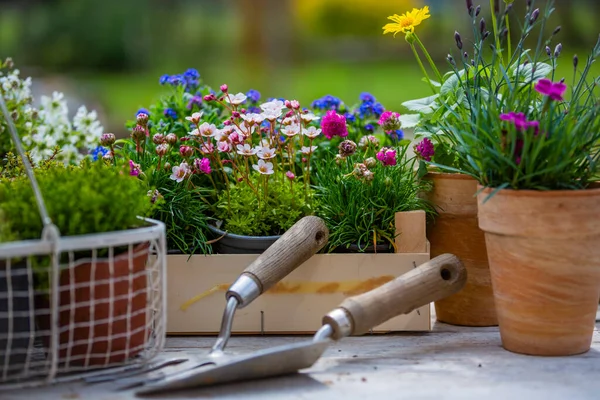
383,6,431,36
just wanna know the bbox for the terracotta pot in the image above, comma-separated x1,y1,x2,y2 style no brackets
478,185,600,356
423,172,497,326
37,243,150,366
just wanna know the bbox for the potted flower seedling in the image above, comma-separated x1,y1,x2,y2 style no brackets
432,0,600,356
0,157,157,366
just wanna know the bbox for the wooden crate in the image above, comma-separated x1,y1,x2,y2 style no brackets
166,211,431,334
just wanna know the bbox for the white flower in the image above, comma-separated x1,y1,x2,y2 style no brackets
260,100,286,113
198,122,218,137
300,146,318,155
217,141,232,153
257,146,277,160
237,144,258,156
170,162,191,183
301,113,320,122
241,113,265,125
282,116,299,126
252,159,274,175
261,109,282,121
303,126,322,139
73,105,103,141
225,93,247,105
233,125,254,140
185,112,203,124
281,124,301,137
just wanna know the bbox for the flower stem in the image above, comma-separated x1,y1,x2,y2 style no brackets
505,15,512,65
410,43,438,95
414,34,443,82
490,0,502,64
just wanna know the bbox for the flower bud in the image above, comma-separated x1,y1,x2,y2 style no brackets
493,0,499,14
447,55,456,66
335,154,344,165
136,112,149,126
165,133,178,145
152,133,165,144
573,54,579,69
180,137,190,142
164,162,171,170
353,163,366,177
131,125,147,142
466,0,473,15
203,94,216,102
483,31,491,40
546,46,552,56
454,31,463,50
479,18,486,35
364,157,377,168
553,26,562,36
180,145,194,157
554,43,562,58
384,177,393,187
103,152,113,160
475,5,481,16
10,110,18,120
504,3,513,16
286,171,295,180
530,8,540,24
363,170,374,182
463,51,468,59
232,111,240,118
4,57,14,69
302,157,307,163
100,133,116,146
224,120,231,126
285,100,292,109
291,100,300,110
156,143,168,156
338,140,357,157
501,28,508,39
220,84,228,93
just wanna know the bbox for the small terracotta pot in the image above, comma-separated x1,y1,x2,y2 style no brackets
37,243,150,366
424,172,497,326
478,185,600,356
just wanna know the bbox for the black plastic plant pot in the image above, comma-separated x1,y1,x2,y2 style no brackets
207,225,281,254
332,243,395,254
0,260,35,378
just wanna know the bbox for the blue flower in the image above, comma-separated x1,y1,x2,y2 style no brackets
168,75,184,86
344,112,356,124
159,75,170,85
136,108,150,117
186,96,203,110
372,102,385,117
364,124,375,132
360,92,376,103
184,68,200,80
311,95,341,110
261,120,272,129
246,89,261,103
389,129,404,141
312,99,324,109
358,102,373,118
164,108,177,119
90,146,109,161
248,106,261,114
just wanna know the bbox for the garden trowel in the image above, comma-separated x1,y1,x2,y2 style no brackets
90,216,329,387
134,253,467,395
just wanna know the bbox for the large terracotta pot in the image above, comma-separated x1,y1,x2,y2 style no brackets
37,243,150,366
478,185,600,356
424,172,497,326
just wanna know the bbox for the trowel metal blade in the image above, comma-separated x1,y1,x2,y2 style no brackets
135,339,331,396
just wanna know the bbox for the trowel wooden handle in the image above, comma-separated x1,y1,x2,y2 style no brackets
242,216,329,293
323,254,467,339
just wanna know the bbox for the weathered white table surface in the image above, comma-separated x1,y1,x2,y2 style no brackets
3,307,600,400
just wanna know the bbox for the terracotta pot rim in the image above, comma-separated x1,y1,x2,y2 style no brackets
425,171,475,181
477,184,600,198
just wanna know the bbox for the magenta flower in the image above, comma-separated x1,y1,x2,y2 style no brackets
500,112,540,134
376,147,397,166
378,111,401,132
285,171,295,180
414,138,435,162
129,160,141,177
179,145,194,158
534,78,567,101
194,158,211,174
320,110,348,139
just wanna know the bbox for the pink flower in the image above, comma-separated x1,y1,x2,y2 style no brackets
129,160,141,176
376,147,397,166
286,171,295,180
321,110,348,139
217,141,232,153
500,112,540,134
200,142,215,154
180,145,194,157
194,158,211,174
378,111,401,132
414,138,435,162
170,162,191,183
534,78,567,101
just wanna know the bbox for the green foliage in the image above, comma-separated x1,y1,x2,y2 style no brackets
214,174,315,237
0,158,154,242
314,144,435,252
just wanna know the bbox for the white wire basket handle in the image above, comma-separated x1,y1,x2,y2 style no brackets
0,93,167,390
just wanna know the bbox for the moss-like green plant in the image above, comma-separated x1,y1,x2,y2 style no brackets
214,174,315,237
0,158,154,242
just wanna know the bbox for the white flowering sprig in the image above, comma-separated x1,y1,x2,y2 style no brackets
0,58,104,164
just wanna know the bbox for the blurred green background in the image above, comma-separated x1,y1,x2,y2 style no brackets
1,0,599,134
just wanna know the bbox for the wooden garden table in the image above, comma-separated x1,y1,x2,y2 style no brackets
4,307,600,400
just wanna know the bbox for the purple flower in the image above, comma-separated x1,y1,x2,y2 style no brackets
246,89,261,103
364,124,375,133
378,111,401,132
534,78,567,101
285,171,295,180
500,112,540,134
194,158,211,174
129,160,141,177
376,147,397,166
360,92,376,103
414,138,435,162
321,110,348,139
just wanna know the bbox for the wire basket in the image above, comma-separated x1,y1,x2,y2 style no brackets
0,95,167,390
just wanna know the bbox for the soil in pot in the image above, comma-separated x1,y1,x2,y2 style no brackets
36,242,150,366
207,224,281,254
0,260,35,378
478,186,600,356
424,172,497,327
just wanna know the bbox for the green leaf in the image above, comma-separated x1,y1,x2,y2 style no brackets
440,70,466,96
397,114,422,128
401,95,440,114
511,62,553,84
